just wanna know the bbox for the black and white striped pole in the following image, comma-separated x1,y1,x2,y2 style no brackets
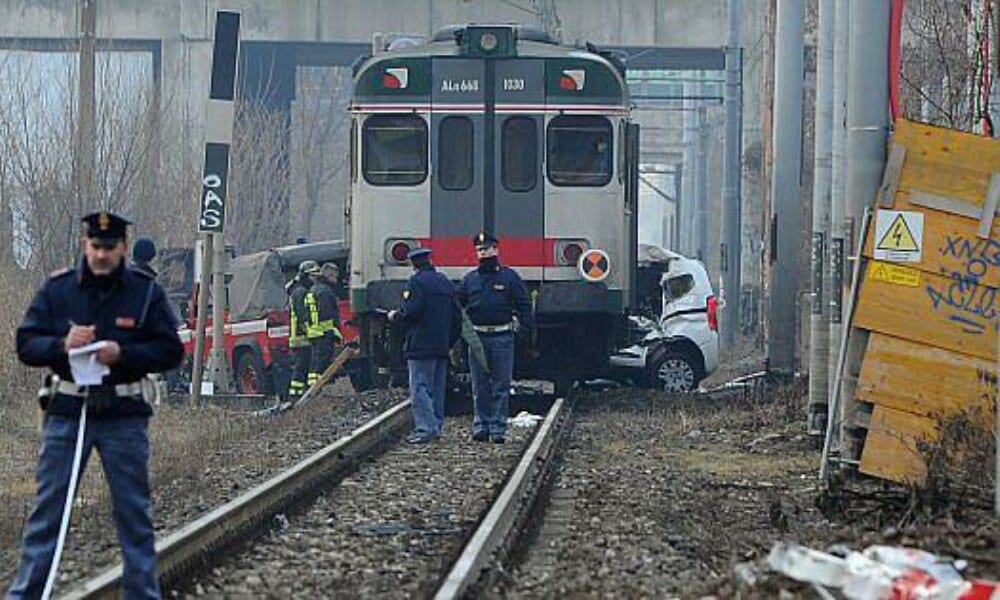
193,10,240,402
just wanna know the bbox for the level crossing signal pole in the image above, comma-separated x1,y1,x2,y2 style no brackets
192,11,241,403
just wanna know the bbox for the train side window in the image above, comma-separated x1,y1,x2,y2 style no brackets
547,115,613,187
362,114,428,186
502,117,537,192
438,116,474,191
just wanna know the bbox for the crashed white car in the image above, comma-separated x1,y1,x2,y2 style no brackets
610,250,719,392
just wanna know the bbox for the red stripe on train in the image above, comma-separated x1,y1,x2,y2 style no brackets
418,237,558,267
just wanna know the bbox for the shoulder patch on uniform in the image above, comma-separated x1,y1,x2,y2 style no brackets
49,267,73,279
402,290,411,300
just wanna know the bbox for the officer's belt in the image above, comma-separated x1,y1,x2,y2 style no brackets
473,323,513,333
56,380,144,398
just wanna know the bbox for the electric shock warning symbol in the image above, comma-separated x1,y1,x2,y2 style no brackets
874,210,924,263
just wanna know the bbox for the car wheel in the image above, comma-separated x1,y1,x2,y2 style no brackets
235,350,272,395
646,349,701,393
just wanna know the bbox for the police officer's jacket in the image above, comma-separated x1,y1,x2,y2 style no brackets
16,259,184,419
306,279,340,339
456,259,534,331
397,265,462,359
287,276,311,346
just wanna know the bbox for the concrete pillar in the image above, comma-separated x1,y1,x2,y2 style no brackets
767,0,804,374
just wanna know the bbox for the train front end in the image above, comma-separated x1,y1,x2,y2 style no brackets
348,25,638,390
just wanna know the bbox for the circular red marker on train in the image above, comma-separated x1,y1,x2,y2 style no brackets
578,249,610,282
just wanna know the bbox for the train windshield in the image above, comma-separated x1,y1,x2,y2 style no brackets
362,115,428,185
547,116,613,186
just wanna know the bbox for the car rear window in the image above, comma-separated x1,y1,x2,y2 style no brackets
664,274,695,300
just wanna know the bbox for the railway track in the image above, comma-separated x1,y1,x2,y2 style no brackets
62,395,569,599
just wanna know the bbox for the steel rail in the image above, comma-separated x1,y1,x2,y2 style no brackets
62,400,411,599
434,397,567,600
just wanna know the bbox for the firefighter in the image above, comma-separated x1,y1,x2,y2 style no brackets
456,232,534,444
9,211,183,599
286,260,317,398
306,262,342,386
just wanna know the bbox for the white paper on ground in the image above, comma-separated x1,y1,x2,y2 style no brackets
68,341,110,385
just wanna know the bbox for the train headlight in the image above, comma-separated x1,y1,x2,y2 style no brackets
479,32,498,52
562,243,584,265
386,240,415,264
555,239,589,266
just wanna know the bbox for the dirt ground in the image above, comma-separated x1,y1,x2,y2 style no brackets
603,381,998,598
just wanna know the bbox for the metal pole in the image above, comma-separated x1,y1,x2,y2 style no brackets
829,0,850,407
76,0,96,211
840,0,890,456
767,0,804,374
207,233,232,392
682,83,699,257
722,0,743,349
808,0,834,439
696,104,709,263
190,236,212,404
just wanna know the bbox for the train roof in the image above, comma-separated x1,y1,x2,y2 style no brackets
352,24,629,105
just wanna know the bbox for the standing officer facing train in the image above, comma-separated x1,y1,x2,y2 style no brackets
388,247,462,444
456,232,534,444
9,211,184,599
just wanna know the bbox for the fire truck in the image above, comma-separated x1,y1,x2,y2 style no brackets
161,241,356,396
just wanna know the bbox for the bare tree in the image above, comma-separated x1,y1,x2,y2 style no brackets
292,67,352,241
900,0,987,131
227,98,292,253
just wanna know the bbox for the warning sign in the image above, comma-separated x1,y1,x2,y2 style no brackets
874,210,924,263
868,261,920,287
579,249,610,282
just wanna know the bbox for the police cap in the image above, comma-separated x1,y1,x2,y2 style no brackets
407,247,432,260
472,231,499,248
82,211,131,241
299,260,320,275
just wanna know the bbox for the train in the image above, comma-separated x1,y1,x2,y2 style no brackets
346,24,640,392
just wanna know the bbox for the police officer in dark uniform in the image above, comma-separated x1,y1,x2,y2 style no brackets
456,232,534,444
388,247,462,444
306,262,343,385
286,261,316,398
9,211,184,600
130,237,157,279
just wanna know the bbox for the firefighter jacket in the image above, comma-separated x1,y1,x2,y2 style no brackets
286,276,312,348
17,258,184,419
305,279,341,340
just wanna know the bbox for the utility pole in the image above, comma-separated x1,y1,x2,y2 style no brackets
828,0,850,408
721,0,743,349
76,0,96,212
808,0,834,440
682,82,699,257
840,0,889,454
767,0,804,374
696,103,710,263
